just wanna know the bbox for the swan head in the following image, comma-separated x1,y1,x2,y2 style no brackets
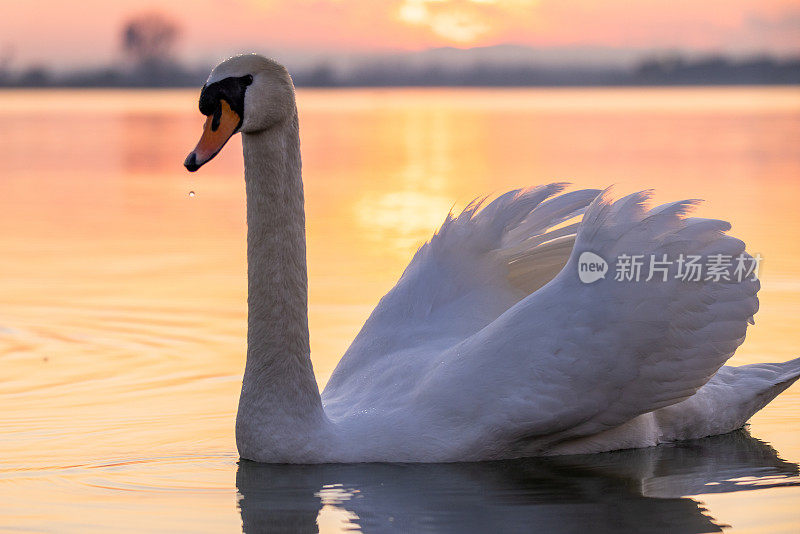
184,54,296,172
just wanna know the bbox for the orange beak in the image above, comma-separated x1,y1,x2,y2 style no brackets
184,99,241,172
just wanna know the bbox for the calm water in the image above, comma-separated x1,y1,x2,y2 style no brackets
1,87,799,532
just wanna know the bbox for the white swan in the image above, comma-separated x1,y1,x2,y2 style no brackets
184,54,800,463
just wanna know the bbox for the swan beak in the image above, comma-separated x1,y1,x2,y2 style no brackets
184,99,241,172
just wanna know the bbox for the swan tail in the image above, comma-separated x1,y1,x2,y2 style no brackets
656,358,800,442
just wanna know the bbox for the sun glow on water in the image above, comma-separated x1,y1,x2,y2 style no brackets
1,87,799,532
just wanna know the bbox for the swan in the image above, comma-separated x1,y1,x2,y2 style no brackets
184,54,800,463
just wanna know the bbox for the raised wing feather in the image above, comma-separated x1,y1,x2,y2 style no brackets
412,190,760,458
323,184,601,398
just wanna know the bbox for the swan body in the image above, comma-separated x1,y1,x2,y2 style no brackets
184,54,800,463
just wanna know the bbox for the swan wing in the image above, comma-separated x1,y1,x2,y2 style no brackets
323,183,601,397
414,190,760,456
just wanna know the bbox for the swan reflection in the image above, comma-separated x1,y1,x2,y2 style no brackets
236,429,798,533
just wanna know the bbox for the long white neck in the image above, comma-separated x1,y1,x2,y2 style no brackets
235,109,327,461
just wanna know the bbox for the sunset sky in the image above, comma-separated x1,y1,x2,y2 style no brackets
2,0,799,68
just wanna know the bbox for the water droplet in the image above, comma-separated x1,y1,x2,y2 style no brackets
188,191,196,198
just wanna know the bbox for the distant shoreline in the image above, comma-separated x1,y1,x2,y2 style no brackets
2,54,798,89
2,82,798,89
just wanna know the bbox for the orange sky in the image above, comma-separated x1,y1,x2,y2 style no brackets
2,0,799,68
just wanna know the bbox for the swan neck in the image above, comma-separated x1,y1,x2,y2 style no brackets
237,110,326,459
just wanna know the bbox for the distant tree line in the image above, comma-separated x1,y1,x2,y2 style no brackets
632,55,800,86
3,54,798,88
0,11,208,88
0,12,798,88
295,55,800,87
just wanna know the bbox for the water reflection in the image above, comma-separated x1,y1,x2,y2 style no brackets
1,88,798,532
236,430,798,533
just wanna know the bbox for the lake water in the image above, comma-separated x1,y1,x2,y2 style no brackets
1,87,799,532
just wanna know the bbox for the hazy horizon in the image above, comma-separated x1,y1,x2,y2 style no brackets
2,0,799,72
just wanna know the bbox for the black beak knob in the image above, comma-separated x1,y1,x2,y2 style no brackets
184,152,200,172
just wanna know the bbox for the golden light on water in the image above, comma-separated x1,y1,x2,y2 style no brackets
1,87,799,531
